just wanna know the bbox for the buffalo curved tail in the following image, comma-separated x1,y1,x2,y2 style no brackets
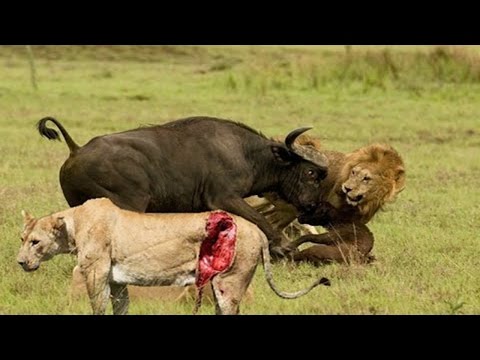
37,117,80,154
259,232,331,299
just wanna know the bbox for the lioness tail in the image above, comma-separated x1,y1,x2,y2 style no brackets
259,233,330,299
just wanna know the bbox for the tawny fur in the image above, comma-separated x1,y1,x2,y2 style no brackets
18,198,327,315
291,222,375,265
70,266,255,303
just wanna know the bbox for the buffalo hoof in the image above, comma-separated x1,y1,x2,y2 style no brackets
270,245,296,262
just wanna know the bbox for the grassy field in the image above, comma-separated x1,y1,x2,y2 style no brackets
0,45,479,314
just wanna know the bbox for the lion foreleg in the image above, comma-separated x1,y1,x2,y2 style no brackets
289,232,339,249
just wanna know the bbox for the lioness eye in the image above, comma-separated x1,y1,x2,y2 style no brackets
31,240,40,246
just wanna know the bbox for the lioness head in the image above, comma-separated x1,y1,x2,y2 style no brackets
340,143,405,211
17,210,68,272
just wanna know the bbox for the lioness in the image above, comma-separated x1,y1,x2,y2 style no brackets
17,198,329,315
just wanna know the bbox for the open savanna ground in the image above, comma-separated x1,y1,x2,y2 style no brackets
0,45,479,314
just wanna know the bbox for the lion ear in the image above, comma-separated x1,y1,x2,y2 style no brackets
21,210,34,223
394,166,406,193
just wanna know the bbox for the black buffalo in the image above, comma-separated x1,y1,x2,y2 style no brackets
37,116,328,256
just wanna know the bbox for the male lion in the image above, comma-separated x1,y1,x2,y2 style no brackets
17,198,329,315
246,138,406,265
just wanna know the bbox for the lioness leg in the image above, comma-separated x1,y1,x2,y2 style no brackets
211,262,258,315
110,283,130,315
81,264,111,315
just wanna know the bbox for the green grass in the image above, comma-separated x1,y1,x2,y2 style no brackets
1,45,479,314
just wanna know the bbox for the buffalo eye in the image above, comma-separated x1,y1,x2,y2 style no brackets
306,169,317,179
31,240,40,246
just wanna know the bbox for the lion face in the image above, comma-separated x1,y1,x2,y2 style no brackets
17,212,67,272
342,164,388,206
338,144,405,221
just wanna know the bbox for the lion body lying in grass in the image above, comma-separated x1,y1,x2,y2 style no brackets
246,137,405,265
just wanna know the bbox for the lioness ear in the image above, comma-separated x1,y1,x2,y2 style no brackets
21,210,34,223
271,145,294,166
54,216,66,231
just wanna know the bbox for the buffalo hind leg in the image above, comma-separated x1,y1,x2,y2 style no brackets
110,283,130,315
62,182,150,212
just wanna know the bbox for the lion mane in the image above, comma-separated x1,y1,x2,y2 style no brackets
332,142,406,224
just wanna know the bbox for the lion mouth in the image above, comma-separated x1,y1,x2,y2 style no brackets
21,263,40,272
345,194,363,206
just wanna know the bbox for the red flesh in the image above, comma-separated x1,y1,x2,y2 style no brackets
196,211,237,289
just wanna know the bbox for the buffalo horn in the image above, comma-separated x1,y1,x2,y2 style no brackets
285,127,328,168
285,127,313,151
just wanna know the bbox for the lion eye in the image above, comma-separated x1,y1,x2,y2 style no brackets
363,176,371,182
31,240,40,246
351,169,356,175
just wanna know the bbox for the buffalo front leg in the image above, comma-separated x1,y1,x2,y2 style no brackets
110,283,130,315
208,196,290,257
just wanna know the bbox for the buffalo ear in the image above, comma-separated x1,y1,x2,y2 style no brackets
271,145,294,166
21,210,34,224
